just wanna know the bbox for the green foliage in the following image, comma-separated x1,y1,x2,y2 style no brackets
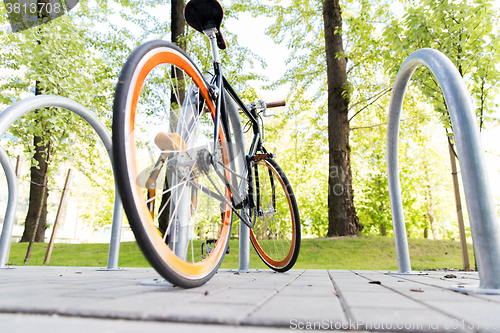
383,0,500,130
263,97,329,236
351,89,432,237
77,146,117,228
0,9,116,226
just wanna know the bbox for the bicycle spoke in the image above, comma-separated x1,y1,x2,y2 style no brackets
162,175,190,243
145,177,191,204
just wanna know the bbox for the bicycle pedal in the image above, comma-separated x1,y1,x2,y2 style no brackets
201,239,216,259
155,132,187,151
248,152,274,162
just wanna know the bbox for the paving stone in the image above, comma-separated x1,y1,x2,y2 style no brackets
243,294,346,327
329,272,376,283
395,288,476,302
167,284,231,295
340,290,428,309
333,281,393,293
328,270,366,277
146,301,254,324
424,299,500,324
0,295,106,315
394,285,470,301
350,308,473,333
190,287,276,305
329,275,370,283
467,294,500,304
277,285,336,297
68,288,203,317
227,281,287,290
0,313,294,333
300,269,331,276
289,277,333,287
399,276,481,289
61,285,163,299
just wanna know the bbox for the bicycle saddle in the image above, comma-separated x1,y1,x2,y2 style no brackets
184,0,227,50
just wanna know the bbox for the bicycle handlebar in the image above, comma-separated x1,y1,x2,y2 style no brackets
266,100,286,108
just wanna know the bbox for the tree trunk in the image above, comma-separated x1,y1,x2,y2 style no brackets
20,6,54,243
20,81,51,243
169,0,186,129
323,0,362,236
171,0,186,50
423,162,438,239
380,223,387,236
20,130,50,242
377,176,386,236
159,0,187,233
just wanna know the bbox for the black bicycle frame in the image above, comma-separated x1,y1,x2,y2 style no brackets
206,65,270,224
209,71,263,158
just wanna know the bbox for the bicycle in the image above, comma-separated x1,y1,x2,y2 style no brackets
112,0,300,288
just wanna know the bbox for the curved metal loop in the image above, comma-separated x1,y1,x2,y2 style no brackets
387,48,500,289
0,95,123,269
0,146,18,268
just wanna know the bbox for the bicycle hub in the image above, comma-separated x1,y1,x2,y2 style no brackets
197,149,212,173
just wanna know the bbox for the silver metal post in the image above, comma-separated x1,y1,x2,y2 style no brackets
387,59,414,274
0,95,123,270
105,183,123,270
224,90,249,271
387,48,500,293
0,147,18,268
204,28,221,64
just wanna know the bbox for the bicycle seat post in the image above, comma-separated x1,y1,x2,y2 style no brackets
204,28,221,65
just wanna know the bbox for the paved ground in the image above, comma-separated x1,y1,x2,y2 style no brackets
0,267,499,332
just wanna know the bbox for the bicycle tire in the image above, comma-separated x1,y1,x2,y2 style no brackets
113,40,234,288
249,157,301,272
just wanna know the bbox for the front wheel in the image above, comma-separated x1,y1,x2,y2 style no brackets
250,157,301,272
113,41,234,288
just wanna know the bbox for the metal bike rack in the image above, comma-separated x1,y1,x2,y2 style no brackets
225,90,250,272
0,95,123,270
0,146,18,268
387,48,500,293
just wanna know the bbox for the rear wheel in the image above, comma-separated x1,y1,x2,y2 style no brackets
250,158,300,272
113,40,234,288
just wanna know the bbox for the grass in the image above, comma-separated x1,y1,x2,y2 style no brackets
7,235,475,271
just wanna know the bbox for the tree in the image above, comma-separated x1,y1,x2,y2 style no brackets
0,12,114,242
323,0,361,236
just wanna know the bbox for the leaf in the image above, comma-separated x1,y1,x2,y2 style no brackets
410,288,424,292
369,280,382,285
